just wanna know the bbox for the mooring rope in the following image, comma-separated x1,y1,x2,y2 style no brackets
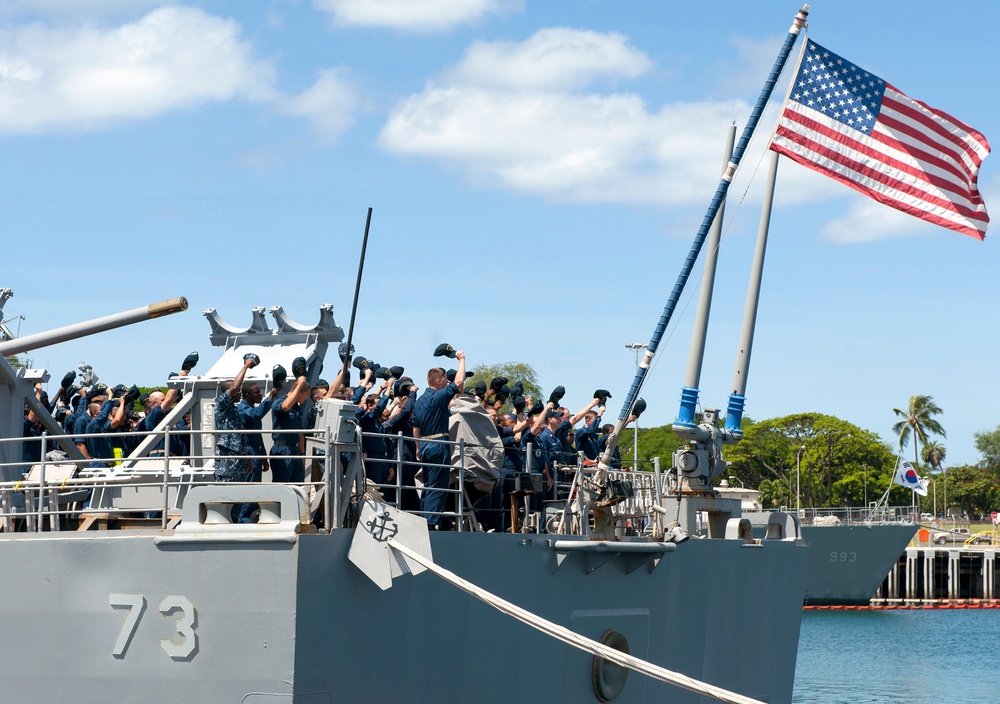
388,539,766,704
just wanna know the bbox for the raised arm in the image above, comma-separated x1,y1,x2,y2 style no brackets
570,398,600,426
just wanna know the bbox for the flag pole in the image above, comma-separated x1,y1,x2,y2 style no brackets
596,4,810,478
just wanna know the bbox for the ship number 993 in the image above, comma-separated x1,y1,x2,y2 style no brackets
830,551,858,563
109,593,199,660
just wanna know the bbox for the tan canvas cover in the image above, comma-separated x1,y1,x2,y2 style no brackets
448,394,502,492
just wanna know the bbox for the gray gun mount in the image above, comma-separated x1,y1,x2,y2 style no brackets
671,407,734,492
126,305,343,467
0,295,189,481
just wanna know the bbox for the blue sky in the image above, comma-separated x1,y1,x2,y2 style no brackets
1,1,996,469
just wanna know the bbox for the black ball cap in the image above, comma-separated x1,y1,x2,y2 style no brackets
548,385,565,405
465,371,474,379
352,356,370,371
474,381,487,397
243,352,260,367
337,342,355,362
60,370,76,389
633,398,647,417
529,400,544,416
511,380,524,392
433,343,457,359
375,367,391,380
112,384,129,398
446,369,458,383
512,395,526,412
87,383,108,399
490,376,508,392
389,365,405,378
292,357,308,378
594,389,612,403
273,364,287,388
181,351,199,372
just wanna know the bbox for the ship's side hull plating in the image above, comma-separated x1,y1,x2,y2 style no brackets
0,530,807,703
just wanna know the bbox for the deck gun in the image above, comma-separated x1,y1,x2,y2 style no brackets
0,295,189,481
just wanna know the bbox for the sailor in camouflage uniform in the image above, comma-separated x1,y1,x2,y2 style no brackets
214,354,259,482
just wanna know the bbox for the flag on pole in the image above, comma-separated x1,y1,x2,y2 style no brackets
893,459,929,496
770,39,990,240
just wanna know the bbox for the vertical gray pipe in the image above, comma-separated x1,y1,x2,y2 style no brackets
731,152,780,397
724,152,779,434
682,123,738,390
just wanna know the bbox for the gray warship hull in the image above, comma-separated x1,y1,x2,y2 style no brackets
0,524,807,703
724,485,918,607
798,523,916,606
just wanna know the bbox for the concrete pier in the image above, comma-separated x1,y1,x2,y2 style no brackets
872,546,1000,606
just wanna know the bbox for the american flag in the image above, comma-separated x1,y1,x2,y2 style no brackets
770,39,990,240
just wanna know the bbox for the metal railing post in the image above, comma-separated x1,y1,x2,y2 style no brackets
457,438,465,533
395,432,403,508
37,433,47,532
525,441,533,533
324,427,333,532
162,429,171,530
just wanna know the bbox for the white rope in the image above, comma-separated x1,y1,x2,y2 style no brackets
388,539,766,704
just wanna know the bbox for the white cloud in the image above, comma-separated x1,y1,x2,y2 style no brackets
280,68,360,144
0,6,276,133
796,167,999,244
379,27,753,204
820,198,939,244
314,0,523,32
444,27,652,90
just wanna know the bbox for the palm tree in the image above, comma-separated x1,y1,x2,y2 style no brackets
922,440,947,516
921,441,946,472
892,395,946,468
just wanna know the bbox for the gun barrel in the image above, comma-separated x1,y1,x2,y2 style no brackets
0,297,188,356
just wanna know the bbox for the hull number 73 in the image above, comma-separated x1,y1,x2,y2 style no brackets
109,593,199,660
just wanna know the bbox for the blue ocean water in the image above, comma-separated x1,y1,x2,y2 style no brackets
793,609,1000,703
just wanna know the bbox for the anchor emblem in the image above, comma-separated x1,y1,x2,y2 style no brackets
366,510,399,543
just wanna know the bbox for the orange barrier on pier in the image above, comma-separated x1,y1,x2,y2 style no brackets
805,600,1000,611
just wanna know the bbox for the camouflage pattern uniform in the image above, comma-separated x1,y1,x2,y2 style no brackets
214,391,248,482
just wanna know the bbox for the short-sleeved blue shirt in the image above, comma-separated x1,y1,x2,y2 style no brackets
271,393,306,445
238,396,273,454
575,415,602,460
412,382,458,455
412,383,457,438
539,427,563,469
520,428,547,474
85,399,117,462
